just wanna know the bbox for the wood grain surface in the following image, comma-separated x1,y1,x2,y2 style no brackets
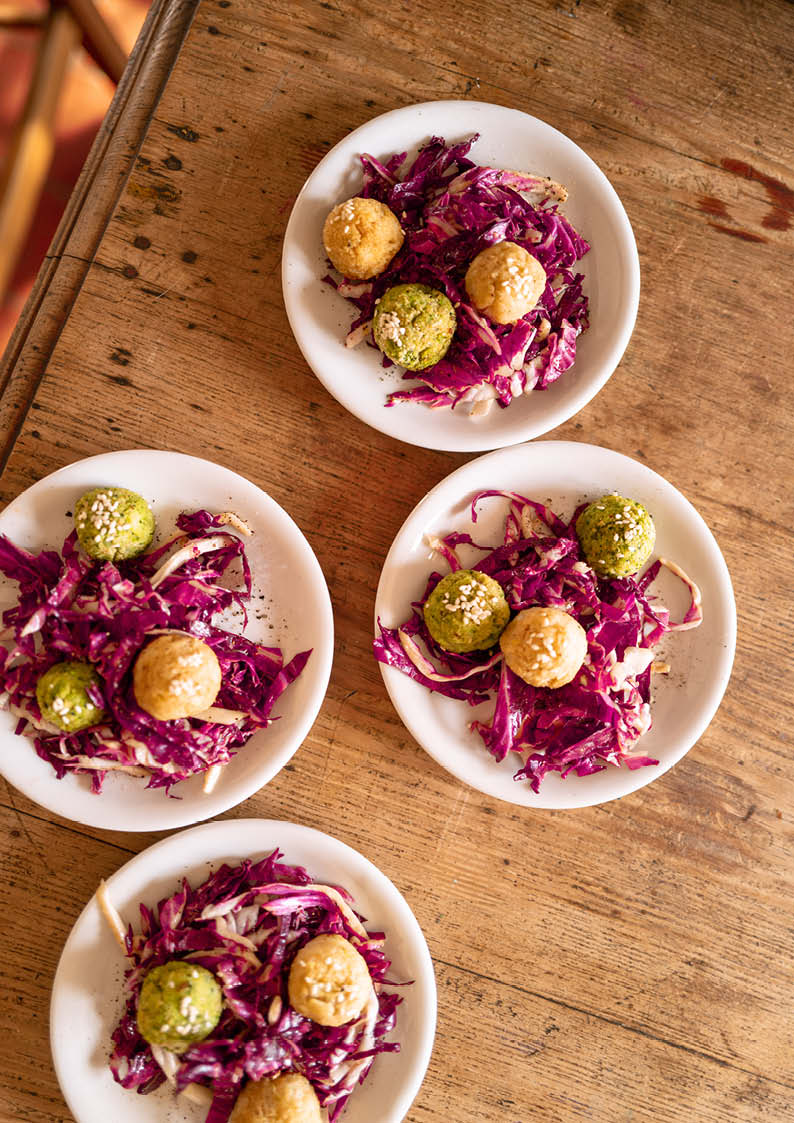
0,1,792,1120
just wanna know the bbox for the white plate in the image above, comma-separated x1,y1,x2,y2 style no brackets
282,99,640,452
51,818,436,1123
374,441,736,808
0,450,333,831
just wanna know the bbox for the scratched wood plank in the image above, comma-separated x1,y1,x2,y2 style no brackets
1,786,793,1123
0,0,793,1121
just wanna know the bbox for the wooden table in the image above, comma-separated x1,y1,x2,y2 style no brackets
1,1,792,1119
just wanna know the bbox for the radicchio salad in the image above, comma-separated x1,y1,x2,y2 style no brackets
0,505,310,794
323,134,590,416
374,490,702,792
99,848,403,1122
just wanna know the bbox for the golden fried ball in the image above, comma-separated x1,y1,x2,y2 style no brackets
288,933,371,1027
499,606,587,689
133,633,221,721
464,240,547,324
322,196,404,280
228,1074,322,1123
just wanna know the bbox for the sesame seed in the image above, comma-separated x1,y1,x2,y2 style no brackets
378,310,405,342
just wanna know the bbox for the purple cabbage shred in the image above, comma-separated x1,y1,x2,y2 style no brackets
328,134,590,411
0,511,311,792
374,492,701,791
108,849,402,1122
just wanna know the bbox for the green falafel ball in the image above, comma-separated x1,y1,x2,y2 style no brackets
576,494,656,578
424,569,510,654
36,661,106,733
74,486,154,562
137,961,223,1053
373,283,456,371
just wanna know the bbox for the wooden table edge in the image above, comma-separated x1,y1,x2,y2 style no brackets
0,0,199,476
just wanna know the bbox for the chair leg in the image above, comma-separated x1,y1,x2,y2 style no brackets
0,7,81,304
0,5,48,27
58,0,127,84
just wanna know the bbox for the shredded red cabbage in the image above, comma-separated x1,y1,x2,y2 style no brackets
108,849,402,1122
0,510,310,792
374,492,702,791
326,135,590,412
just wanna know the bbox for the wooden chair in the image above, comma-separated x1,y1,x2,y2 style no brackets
0,1,128,303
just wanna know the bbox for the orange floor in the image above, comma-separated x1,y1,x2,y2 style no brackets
0,0,151,356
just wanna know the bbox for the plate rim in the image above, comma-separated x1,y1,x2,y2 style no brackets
49,816,438,1123
373,438,737,809
281,97,641,452
0,449,334,830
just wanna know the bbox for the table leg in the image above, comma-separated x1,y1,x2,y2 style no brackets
0,6,81,304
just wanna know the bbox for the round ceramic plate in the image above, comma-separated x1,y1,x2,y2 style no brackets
374,441,736,808
51,818,436,1123
282,99,640,452
0,450,333,831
